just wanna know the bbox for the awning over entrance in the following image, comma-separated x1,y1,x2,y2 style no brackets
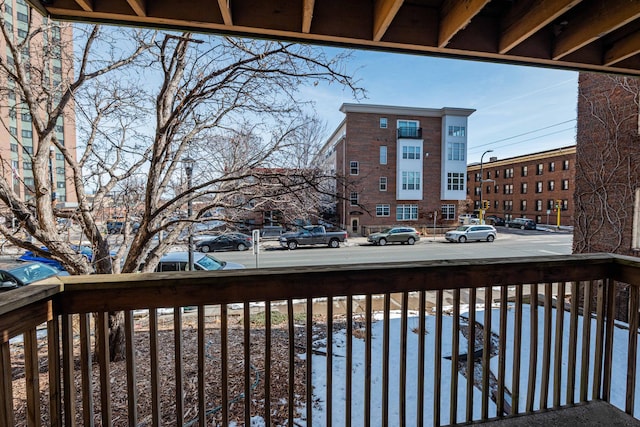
27,0,640,76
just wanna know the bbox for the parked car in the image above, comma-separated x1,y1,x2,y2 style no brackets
107,220,140,234
445,225,497,243
154,251,245,272
485,215,505,226
195,233,252,252
506,218,537,230
18,245,100,271
279,225,348,250
458,213,478,224
0,261,68,292
367,227,420,246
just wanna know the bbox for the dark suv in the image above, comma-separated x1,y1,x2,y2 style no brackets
506,218,536,230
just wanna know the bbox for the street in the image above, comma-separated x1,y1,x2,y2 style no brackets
217,227,573,269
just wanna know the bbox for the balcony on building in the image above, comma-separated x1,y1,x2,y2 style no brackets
397,126,423,139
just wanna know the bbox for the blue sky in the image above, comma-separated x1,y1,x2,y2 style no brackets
303,48,578,164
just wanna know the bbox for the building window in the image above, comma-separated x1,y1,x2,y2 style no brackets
503,184,513,194
563,160,570,170
56,167,64,174
56,181,65,189
447,142,465,161
549,162,555,172
548,199,555,210
536,215,542,223
56,153,64,160
536,200,543,211
441,204,455,220
562,200,569,210
506,168,514,178
402,171,421,190
9,126,17,136
376,204,390,217
548,180,555,191
380,117,387,128
504,200,513,211
402,145,421,160
486,185,491,194
398,120,419,138
350,161,359,175
21,130,32,138
349,192,358,206
396,204,418,221
522,166,528,177
10,144,17,152
495,170,500,178
537,164,543,175
494,185,499,193
474,186,481,196
475,173,481,182
23,161,32,170
494,200,499,209
23,146,33,154
379,177,387,191
16,12,27,23
536,181,543,193
521,182,528,194
521,200,527,211
447,172,464,191
562,179,569,190
448,126,466,137
380,146,387,164
21,113,31,122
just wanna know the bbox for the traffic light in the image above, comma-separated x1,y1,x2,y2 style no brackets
482,200,490,210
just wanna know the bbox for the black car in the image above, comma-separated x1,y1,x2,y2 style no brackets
107,220,140,234
485,215,505,226
195,233,253,252
506,218,537,230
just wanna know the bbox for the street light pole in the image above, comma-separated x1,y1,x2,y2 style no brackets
183,157,195,272
49,146,57,202
479,149,493,223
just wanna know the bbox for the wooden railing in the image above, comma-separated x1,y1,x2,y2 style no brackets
2,253,640,426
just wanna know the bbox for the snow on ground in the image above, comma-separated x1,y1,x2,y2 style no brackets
308,311,496,426
469,304,640,415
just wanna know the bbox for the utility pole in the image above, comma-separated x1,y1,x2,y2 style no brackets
479,150,493,224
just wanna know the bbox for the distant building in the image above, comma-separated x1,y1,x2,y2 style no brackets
466,146,576,226
317,104,475,234
0,1,77,208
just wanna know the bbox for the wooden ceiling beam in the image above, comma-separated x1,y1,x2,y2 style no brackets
217,0,232,26
373,0,404,42
302,0,315,33
604,31,640,66
553,0,640,60
125,0,146,17
73,0,93,12
439,0,490,48
499,0,582,54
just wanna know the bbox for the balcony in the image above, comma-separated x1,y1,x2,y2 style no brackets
397,127,422,139
2,254,640,426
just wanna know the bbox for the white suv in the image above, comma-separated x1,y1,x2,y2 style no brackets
445,225,497,243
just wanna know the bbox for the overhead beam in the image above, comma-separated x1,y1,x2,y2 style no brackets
126,0,146,17
604,31,640,66
217,0,232,26
302,0,315,33
439,0,490,48
73,0,93,12
499,0,582,54
553,0,640,60
373,0,404,42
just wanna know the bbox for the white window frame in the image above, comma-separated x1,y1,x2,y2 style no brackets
380,146,387,164
447,172,464,191
396,204,418,221
380,117,388,128
379,177,387,191
350,161,359,175
376,204,390,217
447,142,465,161
441,204,455,220
402,171,421,190
402,145,421,160
349,192,358,206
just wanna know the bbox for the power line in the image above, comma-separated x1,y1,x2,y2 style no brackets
468,127,575,155
470,119,576,151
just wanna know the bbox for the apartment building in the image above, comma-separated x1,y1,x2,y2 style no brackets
0,0,76,208
317,104,475,233
466,146,576,226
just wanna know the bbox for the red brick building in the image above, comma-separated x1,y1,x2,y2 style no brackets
466,146,576,226
574,73,640,256
317,104,475,234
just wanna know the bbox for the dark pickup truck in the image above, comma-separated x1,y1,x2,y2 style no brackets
278,225,348,250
